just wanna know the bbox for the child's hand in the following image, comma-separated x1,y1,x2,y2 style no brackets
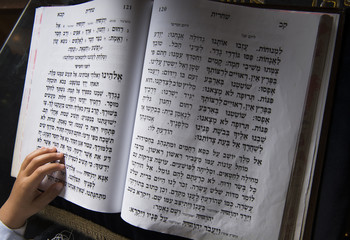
0,147,65,229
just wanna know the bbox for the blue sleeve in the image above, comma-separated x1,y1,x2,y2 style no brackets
0,220,25,240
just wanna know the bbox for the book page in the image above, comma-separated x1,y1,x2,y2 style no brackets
12,0,152,212
283,14,339,240
121,0,327,239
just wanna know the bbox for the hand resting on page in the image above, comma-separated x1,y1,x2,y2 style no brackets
0,147,65,229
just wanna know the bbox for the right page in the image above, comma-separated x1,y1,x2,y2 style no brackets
121,1,334,239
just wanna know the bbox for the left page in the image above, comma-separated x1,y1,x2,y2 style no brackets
12,0,153,212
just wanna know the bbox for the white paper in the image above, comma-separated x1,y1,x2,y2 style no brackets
12,0,152,212
121,0,324,239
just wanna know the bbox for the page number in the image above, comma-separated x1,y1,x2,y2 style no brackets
159,6,167,12
123,5,132,10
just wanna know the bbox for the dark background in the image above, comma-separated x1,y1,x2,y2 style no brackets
0,0,349,239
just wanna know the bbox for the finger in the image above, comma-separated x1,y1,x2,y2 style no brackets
33,182,64,212
28,162,65,187
21,147,58,171
24,152,64,176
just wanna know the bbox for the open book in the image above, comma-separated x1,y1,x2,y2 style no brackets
11,0,340,239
